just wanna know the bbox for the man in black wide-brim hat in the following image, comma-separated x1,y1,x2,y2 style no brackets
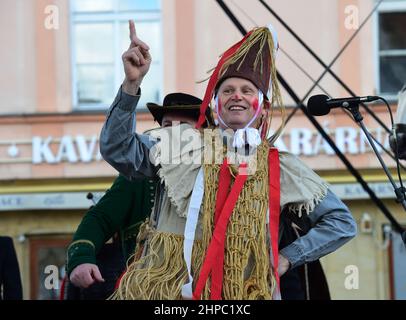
65,92,213,299
147,93,214,128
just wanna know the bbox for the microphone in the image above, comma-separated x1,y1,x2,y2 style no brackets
308,94,380,116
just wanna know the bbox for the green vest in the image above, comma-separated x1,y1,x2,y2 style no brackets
66,175,157,275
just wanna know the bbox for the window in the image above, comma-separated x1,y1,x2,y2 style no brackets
70,0,162,110
29,236,71,300
377,1,406,97
389,227,406,299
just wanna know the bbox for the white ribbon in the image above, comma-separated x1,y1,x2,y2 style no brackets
233,127,262,148
181,168,204,299
267,23,279,57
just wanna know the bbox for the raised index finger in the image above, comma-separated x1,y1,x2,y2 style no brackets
128,20,150,51
129,20,136,40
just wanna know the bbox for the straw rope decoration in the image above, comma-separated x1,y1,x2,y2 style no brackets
196,137,276,299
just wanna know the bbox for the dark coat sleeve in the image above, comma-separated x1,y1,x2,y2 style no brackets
66,175,138,275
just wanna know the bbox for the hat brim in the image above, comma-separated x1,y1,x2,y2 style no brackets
146,103,202,125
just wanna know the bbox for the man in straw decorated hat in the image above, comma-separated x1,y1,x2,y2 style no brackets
100,20,356,300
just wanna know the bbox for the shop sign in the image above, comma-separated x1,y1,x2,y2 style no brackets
0,125,392,164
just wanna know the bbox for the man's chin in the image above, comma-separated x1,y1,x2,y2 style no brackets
227,123,248,130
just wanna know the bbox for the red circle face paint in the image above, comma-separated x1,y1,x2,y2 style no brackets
252,98,259,111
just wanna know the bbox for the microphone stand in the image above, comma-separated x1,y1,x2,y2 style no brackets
346,102,406,244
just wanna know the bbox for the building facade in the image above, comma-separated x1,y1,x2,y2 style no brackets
0,0,405,299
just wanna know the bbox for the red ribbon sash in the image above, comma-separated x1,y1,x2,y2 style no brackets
268,148,281,289
193,161,247,300
193,148,281,300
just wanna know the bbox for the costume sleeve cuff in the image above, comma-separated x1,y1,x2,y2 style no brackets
66,240,97,276
280,242,305,270
117,86,141,112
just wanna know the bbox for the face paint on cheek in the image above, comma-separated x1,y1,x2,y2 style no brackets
252,98,259,111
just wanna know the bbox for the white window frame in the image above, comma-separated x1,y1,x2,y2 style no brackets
374,1,406,100
69,0,162,110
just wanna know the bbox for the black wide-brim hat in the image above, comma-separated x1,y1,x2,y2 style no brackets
147,93,214,127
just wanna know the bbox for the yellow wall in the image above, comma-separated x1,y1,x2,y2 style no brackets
322,200,406,299
0,210,84,299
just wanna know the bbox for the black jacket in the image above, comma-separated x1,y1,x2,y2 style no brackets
0,236,23,300
279,211,331,300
